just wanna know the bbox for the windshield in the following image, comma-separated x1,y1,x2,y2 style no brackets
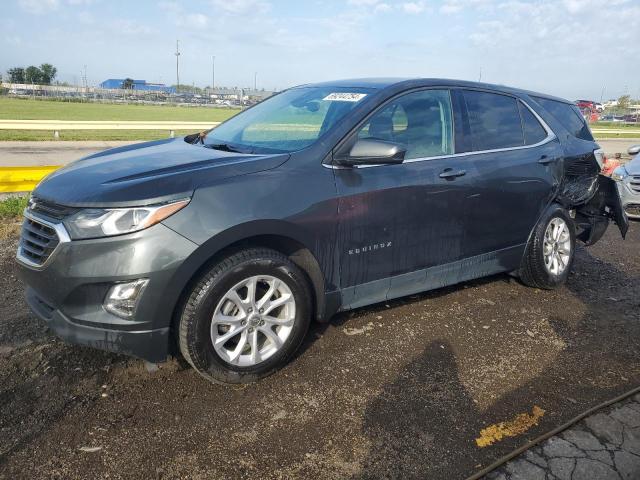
204,86,373,153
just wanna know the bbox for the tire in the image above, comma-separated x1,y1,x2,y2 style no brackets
178,248,312,384
519,205,576,290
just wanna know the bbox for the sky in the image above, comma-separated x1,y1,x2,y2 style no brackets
1,0,639,100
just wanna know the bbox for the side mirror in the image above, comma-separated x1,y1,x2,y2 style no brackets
337,139,406,167
628,145,640,156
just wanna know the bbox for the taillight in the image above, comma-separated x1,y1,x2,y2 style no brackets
594,148,605,170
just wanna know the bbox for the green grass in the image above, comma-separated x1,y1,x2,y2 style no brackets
591,121,640,129
0,129,199,141
0,195,27,239
593,133,640,139
0,195,28,219
0,97,238,141
0,97,237,122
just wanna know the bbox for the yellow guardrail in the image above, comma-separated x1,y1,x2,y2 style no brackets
0,166,60,193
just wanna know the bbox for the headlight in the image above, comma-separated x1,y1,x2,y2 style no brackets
63,198,190,239
611,166,628,183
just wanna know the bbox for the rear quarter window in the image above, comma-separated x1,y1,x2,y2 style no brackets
519,101,548,145
533,96,594,141
463,90,524,151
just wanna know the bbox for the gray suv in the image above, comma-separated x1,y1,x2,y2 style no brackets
17,79,627,384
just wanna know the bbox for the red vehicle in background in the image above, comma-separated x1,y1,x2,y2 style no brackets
575,100,599,123
576,99,597,110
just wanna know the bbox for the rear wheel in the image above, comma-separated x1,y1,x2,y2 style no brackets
519,206,576,289
178,248,312,384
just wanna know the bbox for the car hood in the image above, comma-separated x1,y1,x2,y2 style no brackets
33,138,289,207
623,157,640,176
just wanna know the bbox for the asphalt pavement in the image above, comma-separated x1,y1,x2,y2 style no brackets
0,138,638,167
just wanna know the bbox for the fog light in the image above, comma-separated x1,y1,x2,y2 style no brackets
104,279,149,318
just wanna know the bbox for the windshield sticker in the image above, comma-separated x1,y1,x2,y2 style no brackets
323,92,368,102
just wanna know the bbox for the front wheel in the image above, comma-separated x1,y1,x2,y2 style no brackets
178,248,312,384
519,206,576,289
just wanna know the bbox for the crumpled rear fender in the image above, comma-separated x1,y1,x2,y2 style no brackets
554,151,629,243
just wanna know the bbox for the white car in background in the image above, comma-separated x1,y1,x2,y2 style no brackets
612,145,640,219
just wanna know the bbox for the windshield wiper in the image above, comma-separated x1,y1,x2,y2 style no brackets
204,143,244,153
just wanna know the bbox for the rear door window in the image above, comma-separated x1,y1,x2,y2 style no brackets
462,90,524,151
519,102,548,145
533,97,594,141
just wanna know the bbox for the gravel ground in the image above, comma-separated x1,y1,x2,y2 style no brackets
0,222,639,480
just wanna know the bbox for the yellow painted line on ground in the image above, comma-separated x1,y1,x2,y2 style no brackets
0,166,60,193
475,405,545,448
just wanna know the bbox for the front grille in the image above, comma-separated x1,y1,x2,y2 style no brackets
29,196,78,221
630,176,640,194
18,215,60,266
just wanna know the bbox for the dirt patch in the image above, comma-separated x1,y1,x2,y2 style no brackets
0,223,639,479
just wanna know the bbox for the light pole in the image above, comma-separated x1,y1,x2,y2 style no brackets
175,40,180,93
254,71,257,91
212,55,215,93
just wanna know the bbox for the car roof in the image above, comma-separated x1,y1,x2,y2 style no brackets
300,77,571,104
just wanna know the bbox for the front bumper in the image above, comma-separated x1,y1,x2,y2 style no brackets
26,287,171,362
17,219,198,363
616,178,640,220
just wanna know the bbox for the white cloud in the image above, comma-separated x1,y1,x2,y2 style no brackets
401,1,427,14
4,35,22,46
179,13,209,29
76,11,94,24
210,0,270,15
348,0,392,14
440,3,462,14
18,0,59,14
110,19,154,36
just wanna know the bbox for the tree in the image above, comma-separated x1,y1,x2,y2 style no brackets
122,78,135,89
618,95,631,110
25,65,43,84
7,67,25,83
39,63,57,85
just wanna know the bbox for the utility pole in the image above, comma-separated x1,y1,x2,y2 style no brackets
254,71,257,91
212,55,215,93
175,40,180,92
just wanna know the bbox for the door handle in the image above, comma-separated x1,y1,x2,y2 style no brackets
439,168,466,179
538,155,559,165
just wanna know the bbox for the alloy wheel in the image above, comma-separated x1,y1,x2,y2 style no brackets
210,275,296,366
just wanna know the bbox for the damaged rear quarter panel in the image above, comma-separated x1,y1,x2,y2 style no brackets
526,96,629,242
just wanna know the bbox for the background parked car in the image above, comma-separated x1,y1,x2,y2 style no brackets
611,145,640,219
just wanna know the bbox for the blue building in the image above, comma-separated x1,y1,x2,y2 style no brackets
99,79,175,93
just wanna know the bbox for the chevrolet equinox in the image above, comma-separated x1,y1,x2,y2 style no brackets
17,79,628,384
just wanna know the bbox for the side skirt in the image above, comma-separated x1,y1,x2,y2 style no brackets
338,244,526,311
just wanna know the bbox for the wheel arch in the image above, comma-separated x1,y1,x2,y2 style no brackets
164,220,332,354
